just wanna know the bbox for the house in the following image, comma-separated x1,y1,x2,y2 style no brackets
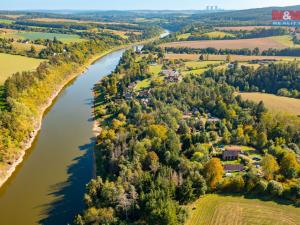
161,69,179,77
140,98,149,106
161,69,182,82
207,117,221,123
222,146,242,160
223,164,244,172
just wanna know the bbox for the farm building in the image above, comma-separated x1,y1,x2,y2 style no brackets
162,69,182,82
223,164,244,172
222,146,242,160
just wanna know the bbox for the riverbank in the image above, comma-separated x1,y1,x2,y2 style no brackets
0,46,126,189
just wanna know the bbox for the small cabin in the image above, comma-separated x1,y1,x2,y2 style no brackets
223,164,244,172
222,146,242,160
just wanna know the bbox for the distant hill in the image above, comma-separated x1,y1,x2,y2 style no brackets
191,5,300,22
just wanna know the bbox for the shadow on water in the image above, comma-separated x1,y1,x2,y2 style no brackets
38,138,96,225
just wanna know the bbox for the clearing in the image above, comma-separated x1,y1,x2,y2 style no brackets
161,36,292,50
0,53,45,84
186,194,300,225
238,92,300,116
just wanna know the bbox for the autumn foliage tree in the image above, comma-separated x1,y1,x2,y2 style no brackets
204,158,224,189
261,154,279,181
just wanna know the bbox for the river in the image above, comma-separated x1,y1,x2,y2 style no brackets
0,49,127,225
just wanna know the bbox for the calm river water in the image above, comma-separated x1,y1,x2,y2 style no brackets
0,49,126,225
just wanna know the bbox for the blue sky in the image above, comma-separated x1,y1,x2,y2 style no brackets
1,0,300,10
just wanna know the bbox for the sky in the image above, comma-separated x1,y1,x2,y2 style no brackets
1,0,300,11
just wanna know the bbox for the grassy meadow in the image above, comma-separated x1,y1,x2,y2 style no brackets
238,92,300,116
186,194,300,225
0,30,84,43
204,31,236,38
0,19,14,24
0,53,45,84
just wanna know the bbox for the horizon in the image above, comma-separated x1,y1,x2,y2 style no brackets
1,0,300,11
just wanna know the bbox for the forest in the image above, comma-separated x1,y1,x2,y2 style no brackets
205,61,300,98
75,48,300,224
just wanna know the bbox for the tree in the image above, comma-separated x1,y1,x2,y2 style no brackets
256,131,268,149
204,158,224,189
267,180,283,197
148,124,168,140
144,151,159,172
261,154,279,181
226,54,231,62
280,152,300,179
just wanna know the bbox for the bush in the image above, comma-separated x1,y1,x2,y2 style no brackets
267,180,283,197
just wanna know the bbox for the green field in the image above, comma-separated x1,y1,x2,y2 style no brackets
0,19,14,24
0,31,84,44
238,92,300,116
271,35,300,48
177,33,191,40
204,31,236,38
186,194,300,225
0,53,45,84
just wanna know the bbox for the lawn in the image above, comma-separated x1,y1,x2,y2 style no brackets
0,53,45,84
238,92,300,116
186,194,300,225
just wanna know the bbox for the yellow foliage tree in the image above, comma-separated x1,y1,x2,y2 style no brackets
261,154,279,180
204,158,224,189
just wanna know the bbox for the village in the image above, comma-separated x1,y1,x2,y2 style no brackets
121,50,265,178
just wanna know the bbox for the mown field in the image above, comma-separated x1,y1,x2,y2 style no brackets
165,53,300,61
0,53,45,84
161,36,291,50
215,26,273,31
238,92,300,116
186,194,300,225
0,29,84,43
